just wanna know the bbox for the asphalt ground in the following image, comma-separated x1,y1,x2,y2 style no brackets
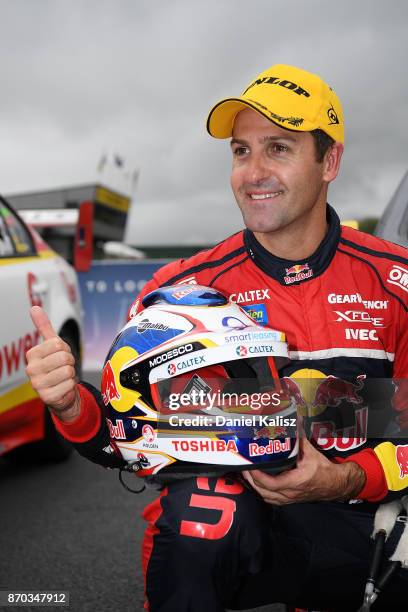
0,371,284,612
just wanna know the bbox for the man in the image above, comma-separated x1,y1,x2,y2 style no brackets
27,64,408,610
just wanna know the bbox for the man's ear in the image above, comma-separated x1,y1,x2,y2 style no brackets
323,142,344,182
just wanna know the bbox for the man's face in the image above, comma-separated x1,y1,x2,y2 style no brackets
230,108,336,234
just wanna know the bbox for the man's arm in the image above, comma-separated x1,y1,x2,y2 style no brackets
26,306,82,422
25,270,167,465
25,306,120,467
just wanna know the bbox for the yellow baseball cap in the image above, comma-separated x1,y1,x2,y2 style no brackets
207,64,344,143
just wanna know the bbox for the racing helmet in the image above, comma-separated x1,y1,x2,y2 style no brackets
102,284,298,478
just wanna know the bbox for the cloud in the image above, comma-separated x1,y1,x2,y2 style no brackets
0,0,406,244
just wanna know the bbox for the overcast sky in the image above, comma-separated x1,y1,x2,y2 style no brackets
1,0,407,245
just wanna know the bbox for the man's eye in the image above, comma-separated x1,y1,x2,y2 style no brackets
233,146,249,156
271,143,288,153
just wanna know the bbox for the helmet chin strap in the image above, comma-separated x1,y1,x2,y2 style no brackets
119,462,147,494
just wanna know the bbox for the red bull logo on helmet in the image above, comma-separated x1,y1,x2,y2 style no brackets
396,445,408,479
253,425,288,440
102,360,121,406
249,437,292,456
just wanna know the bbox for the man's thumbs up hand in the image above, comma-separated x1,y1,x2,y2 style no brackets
26,306,81,421
30,304,58,341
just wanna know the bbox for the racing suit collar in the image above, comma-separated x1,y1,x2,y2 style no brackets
243,204,341,286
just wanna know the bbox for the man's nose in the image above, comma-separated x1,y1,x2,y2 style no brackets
246,153,271,184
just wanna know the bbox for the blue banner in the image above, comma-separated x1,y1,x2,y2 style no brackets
78,260,169,370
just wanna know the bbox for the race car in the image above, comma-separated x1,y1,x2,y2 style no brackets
0,195,83,461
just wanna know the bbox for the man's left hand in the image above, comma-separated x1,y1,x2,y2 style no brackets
243,438,365,505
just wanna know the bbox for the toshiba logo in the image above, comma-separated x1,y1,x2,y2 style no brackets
387,265,408,293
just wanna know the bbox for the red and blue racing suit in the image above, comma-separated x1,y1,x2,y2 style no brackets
53,206,408,610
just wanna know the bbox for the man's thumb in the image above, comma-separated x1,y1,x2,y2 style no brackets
30,306,57,340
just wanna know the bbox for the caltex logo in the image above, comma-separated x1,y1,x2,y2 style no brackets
167,363,177,376
236,345,248,357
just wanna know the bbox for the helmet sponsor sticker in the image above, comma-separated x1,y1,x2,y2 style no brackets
236,344,274,356
172,287,197,300
222,315,249,330
149,341,288,383
124,310,194,334
171,439,238,453
225,329,282,343
136,319,169,333
236,345,247,357
249,438,291,456
167,355,205,375
102,360,121,405
106,418,126,440
142,424,156,443
149,343,194,368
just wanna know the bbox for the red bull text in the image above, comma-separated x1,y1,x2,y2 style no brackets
284,263,313,284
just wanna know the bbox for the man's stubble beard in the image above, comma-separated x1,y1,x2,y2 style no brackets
236,195,295,234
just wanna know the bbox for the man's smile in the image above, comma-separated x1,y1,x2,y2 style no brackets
249,191,283,200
